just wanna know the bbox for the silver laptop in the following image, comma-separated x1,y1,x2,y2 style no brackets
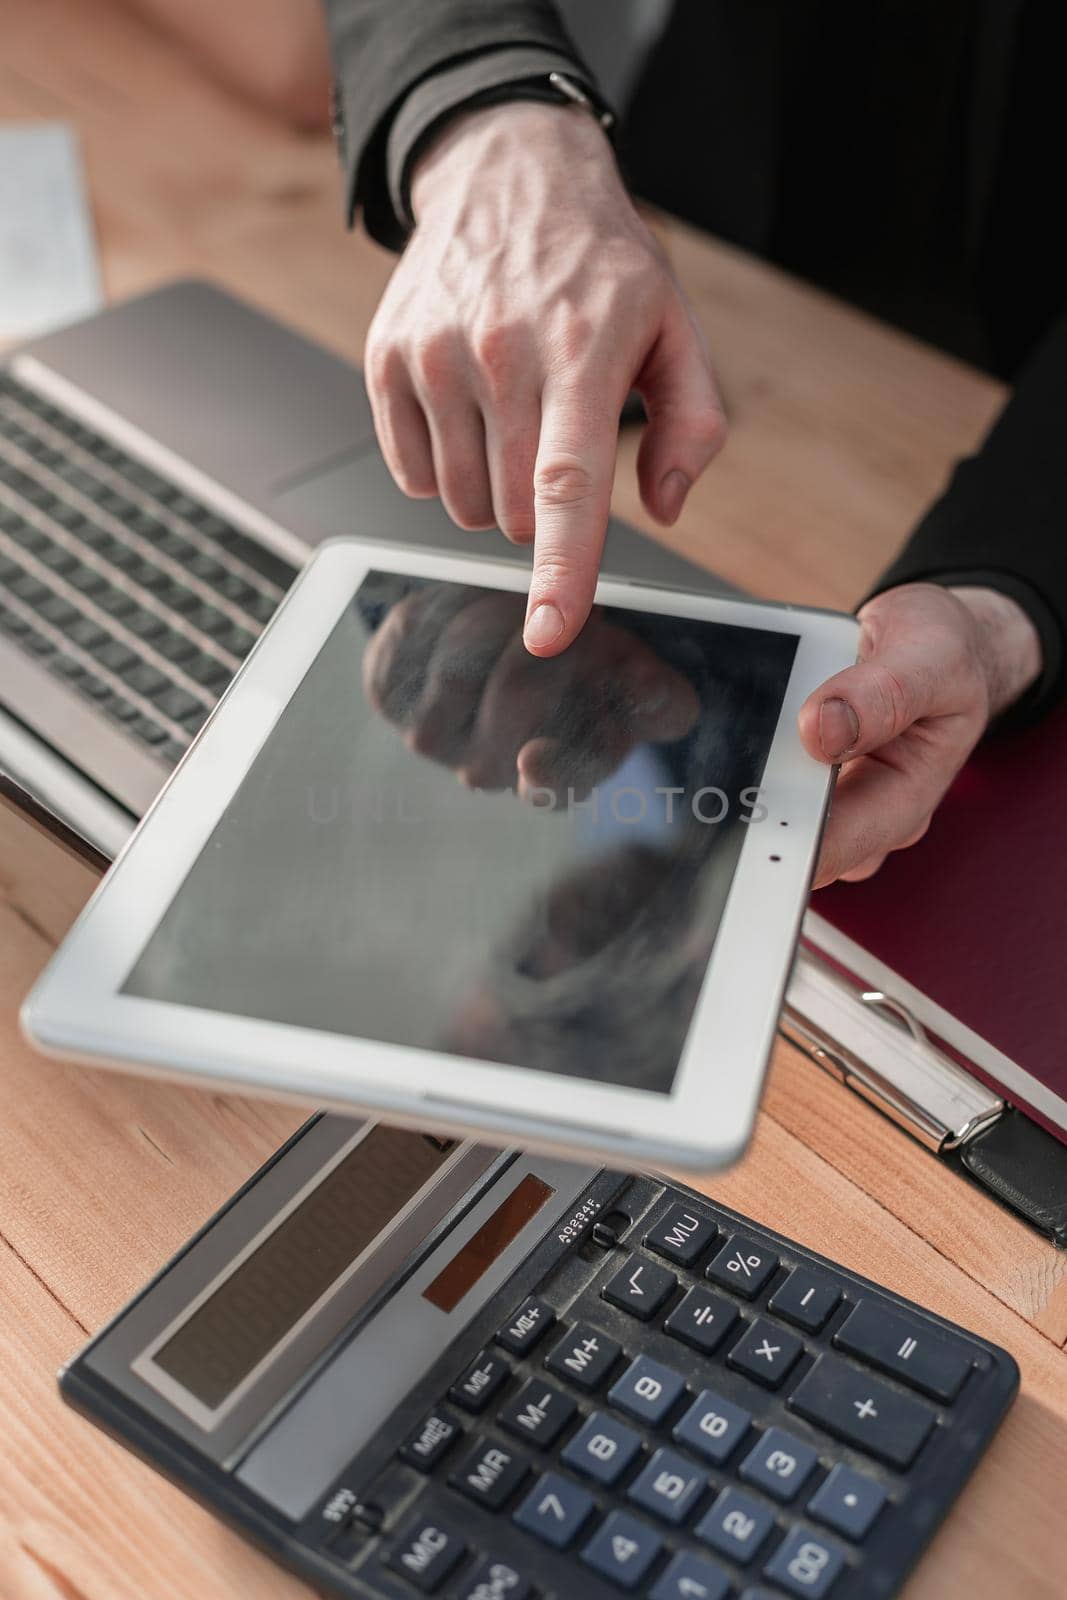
0,279,726,857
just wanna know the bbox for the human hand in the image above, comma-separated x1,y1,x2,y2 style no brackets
363,101,725,657
362,583,699,801
799,583,1042,887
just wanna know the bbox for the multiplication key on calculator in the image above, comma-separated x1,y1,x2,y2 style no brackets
60,1113,1018,1599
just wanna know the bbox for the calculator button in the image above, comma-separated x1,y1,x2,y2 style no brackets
449,1351,511,1413
454,1556,530,1600
545,1323,621,1391
807,1462,888,1541
513,1470,595,1549
399,1410,460,1471
608,1354,687,1424
495,1297,555,1356
673,1389,751,1464
834,1298,972,1402
386,1516,466,1592
739,1426,818,1503
646,1202,717,1266
789,1354,936,1468
694,1485,776,1564
768,1269,842,1333
763,1526,847,1597
706,1234,779,1299
602,1254,677,1319
627,1446,706,1525
581,1510,663,1589
650,1549,732,1600
449,1436,529,1509
727,1317,804,1388
664,1287,739,1354
562,1411,643,1485
497,1379,576,1448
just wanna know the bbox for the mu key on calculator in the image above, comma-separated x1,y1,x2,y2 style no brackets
60,1114,1018,1599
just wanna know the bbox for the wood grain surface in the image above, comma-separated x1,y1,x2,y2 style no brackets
1,4,1063,1598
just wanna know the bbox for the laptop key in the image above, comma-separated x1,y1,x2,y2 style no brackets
129,715,168,745
154,685,203,723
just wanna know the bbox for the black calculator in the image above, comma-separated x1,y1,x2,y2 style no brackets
61,1114,1018,1599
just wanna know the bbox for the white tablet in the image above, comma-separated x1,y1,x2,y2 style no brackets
23,540,857,1171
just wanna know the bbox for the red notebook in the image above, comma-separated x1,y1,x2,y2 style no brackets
804,699,1067,1144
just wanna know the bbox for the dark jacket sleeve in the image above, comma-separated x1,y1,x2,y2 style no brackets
870,318,1067,721
322,0,591,248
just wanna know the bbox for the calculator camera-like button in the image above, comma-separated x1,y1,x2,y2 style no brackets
448,1436,529,1510
768,1269,842,1333
695,1485,776,1564
789,1354,936,1468
727,1317,804,1389
562,1411,643,1485
494,1297,555,1356
454,1556,531,1600
608,1354,687,1425
807,1462,888,1541
386,1516,466,1592
739,1426,818,1503
449,1351,510,1413
603,1254,677,1319
673,1389,751,1464
497,1379,576,1448
664,1286,739,1354
646,1202,718,1266
544,1322,621,1391
513,1470,595,1549
399,1409,460,1471
581,1509,663,1589
706,1235,779,1299
833,1297,972,1402
627,1446,707,1525
763,1525,847,1597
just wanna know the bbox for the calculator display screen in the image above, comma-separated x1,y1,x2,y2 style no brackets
149,1125,457,1411
422,1173,555,1313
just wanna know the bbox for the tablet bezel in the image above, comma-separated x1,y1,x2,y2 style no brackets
22,539,857,1172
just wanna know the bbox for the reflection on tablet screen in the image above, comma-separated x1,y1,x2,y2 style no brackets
123,573,797,1095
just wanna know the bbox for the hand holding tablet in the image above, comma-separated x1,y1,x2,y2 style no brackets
23,541,857,1171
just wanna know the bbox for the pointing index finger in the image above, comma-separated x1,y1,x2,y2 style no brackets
524,379,623,655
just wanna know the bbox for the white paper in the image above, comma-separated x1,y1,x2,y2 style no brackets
0,122,102,340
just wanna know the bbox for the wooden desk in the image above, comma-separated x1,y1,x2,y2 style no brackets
1,3,1064,1596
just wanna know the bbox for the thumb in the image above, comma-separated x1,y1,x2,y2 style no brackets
798,602,953,764
635,297,727,525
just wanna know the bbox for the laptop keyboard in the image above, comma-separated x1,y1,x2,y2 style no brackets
0,370,297,766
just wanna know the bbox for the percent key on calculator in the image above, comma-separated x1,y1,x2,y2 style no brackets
706,1235,778,1298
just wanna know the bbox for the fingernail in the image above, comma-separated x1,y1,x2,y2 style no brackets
819,697,860,760
524,602,564,652
659,468,691,524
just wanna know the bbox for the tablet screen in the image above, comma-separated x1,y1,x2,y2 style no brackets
124,573,797,1095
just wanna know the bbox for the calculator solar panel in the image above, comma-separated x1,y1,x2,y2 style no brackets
60,1118,1018,1600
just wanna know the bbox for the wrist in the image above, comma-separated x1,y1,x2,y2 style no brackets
411,100,615,223
949,585,1043,719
